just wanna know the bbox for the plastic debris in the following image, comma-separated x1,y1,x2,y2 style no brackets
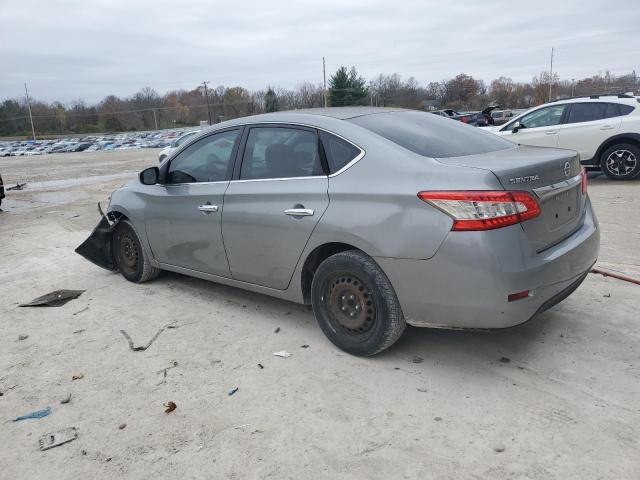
73,329,85,334
257,363,264,369
73,306,89,316
61,394,72,404
273,351,291,358
499,357,511,364
274,327,280,333
18,334,29,341
164,401,177,413
72,373,84,381
118,423,127,430
14,406,52,421
39,427,78,451
20,290,85,307
228,387,239,396
6,183,26,191
412,356,423,364
120,328,164,351
300,345,309,348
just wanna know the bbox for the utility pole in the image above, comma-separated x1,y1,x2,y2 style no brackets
202,81,212,125
152,109,158,130
548,47,554,102
322,57,328,108
24,83,36,141
571,78,575,97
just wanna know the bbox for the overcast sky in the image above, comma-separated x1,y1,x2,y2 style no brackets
1,0,638,103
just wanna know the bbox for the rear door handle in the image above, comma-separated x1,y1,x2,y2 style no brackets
284,208,314,216
198,204,219,213
544,130,558,135
600,125,614,130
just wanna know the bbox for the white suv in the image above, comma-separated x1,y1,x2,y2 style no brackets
486,94,640,180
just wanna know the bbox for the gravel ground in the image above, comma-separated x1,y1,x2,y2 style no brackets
1,150,639,479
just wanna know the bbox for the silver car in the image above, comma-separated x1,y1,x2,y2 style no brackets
77,108,600,356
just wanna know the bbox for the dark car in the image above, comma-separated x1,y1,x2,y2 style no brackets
433,106,500,127
0,172,5,207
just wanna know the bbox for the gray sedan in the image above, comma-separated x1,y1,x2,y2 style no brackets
77,107,600,356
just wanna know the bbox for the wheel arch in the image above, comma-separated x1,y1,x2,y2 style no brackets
301,242,365,304
594,133,640,165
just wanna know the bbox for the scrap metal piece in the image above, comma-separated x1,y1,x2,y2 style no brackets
75,215,119,271
20,290,85,307
14,406,52,421
120,328,164,352
38,427,78,451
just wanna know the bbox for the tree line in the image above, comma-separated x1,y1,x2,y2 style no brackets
1,68,637,138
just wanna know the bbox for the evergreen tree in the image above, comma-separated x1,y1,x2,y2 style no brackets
328,66,368,106
265,87,279,112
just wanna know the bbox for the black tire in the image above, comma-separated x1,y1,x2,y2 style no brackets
311,250,406,356
600,143,640,180
112,219,160,283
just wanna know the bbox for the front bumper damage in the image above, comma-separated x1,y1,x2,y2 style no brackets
74,206,119,271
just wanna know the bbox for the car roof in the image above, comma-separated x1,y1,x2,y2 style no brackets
550,95,639,106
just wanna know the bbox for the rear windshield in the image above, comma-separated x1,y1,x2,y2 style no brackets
347,111,515,158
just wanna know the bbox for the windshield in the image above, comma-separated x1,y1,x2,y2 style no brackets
348,111,514,158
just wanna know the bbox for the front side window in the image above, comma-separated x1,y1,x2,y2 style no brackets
517,104,566,129
167,129,239,184
240,127,323,180
566,103,607,124
319,131,361,173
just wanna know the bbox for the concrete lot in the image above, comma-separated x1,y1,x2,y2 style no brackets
1,150,639,479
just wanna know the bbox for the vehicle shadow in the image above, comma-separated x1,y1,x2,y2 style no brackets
153,270,560,369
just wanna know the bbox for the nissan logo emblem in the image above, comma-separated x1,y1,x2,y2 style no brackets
563,161,571,178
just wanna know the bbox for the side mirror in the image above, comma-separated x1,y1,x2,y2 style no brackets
139,166,159,185
511,122,522,133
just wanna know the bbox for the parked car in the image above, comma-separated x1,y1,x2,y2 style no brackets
76,107,599,356
432,106,498,126
491,109,515,126
486,94,640,179
158,130,200,162
0,172,4,207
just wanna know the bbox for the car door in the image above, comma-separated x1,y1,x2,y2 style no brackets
222,125,329,289
144,128,242,276
557,102,623,160
498,104,568,148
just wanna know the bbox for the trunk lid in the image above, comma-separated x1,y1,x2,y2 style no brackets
436,146,585,252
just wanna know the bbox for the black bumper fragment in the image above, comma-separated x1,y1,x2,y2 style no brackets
75,216,119,271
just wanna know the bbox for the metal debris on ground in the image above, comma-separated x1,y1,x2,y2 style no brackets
73,329,85,334
228,387,239,396
18,334,29,341
603,293,611,298
591,267,640,286
6,183,26,191
164,401,177,413
412,356,423,364
118,424,127,430
20,290,85,307
494,445,506,453
274,327,280,333
61,394,72,404
14,406,52,421
257,363,264,369
72,373,84,381
499,357,511,364
273,351,292,358
73,306,89,316
38,427,78,451
300,345,309,348
120,328,164,352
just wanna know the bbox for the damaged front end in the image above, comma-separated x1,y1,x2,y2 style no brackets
74,204,120,271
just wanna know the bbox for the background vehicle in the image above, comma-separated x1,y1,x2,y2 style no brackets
158,130,200,162
487,94,640,179
491,109,514,126
0,172,4,206
78,107,599,357
432,106,498,126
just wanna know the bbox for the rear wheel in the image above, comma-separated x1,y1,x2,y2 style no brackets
311,250,405,356
112,219,160,283
600,143,640,180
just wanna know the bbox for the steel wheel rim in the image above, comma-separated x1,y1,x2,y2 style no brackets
118,231,139,275
322,273,376,336
605,149,636,176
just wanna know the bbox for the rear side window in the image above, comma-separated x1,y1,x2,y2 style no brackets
240,127,324,180
567,103,607,123
619,104,635,115
319,131,361,173
348,111,514,158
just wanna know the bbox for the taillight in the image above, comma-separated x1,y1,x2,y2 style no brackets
417,190,541,231
460,116,468,123
581,167,587,194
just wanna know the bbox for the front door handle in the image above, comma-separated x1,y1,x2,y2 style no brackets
198,204,219,214
544,130,558,135
284,208,314,216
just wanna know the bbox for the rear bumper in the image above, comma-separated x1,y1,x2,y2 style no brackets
375,198,600,329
